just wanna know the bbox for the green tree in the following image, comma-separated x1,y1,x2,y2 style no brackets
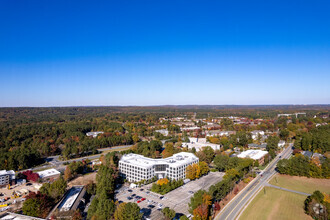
199,161,209,176
88,190,115,220
188,190,209,214
40,176,67,201
214,154,229,171
162,207,176,220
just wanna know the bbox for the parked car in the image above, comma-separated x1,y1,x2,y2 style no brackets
148,205,155,209
140,189,144,191
137,200,141,203
127,197,132,200
141,198,146,201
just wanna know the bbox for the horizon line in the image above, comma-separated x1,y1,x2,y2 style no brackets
1,104,330,108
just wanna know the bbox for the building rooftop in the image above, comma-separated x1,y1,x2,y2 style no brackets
120,152,199,168
0,170,15,176
182,137,221,151
238,150,268,160
0,212,45,220
37,168,60,179
248,143,267,149
58,186,84,212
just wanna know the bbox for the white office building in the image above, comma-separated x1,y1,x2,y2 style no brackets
119,152,199,182
0,170,15,187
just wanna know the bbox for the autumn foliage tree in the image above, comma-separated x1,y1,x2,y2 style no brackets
193,203,209,220
186,163,201,180
22,192,54,218
157,178,169,186
199,161,209,176
21,170,40,182
162,142,174,158
189,190,212,220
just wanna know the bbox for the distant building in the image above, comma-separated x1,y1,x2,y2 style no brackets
37,168,60,182
182,137,221,151
119,152,199,182
237,150,268,165
206,130,235,137
0,170,15,188
251,130,265,140
248,143,267,150
172,121,195,127
302,151,313,159
155,129,169,136
86,131,104,138
181,126,200,132
202,123,221,130
278,140,286,148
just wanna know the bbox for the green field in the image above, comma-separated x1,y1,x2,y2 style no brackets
269,174,330,194
239,187,311,220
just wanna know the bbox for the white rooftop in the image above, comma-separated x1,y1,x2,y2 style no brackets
120,152,198,168
58,186,84,212
237,150,268,160
0,170,15,176
181,126,200,131
37,168,60,179
0,212,44,220
182,137,221,151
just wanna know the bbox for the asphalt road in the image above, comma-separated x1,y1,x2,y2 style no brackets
29,145,133,172
215,144,293,220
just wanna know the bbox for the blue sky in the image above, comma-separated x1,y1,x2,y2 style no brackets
0,0,329,106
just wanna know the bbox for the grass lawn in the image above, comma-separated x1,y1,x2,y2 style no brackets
239,187,312,220
269,174,330,194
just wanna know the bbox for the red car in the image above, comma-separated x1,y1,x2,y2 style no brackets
141,198,146,201
137,200,141,203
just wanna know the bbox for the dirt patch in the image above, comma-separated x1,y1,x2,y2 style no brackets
68,172,97,187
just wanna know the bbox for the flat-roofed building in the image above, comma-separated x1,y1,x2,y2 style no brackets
119,152,199,182
155,129,169,136
248,143,267,150
0,170,15,188
278,140,286,148
86,131,104,138
57,186,86,212
0,212,45,220
237,150,268,165
37,168,60,182
182,137,221,151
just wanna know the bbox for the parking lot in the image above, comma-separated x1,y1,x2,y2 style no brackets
115,171,224,219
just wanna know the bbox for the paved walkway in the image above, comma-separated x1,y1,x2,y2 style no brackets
265,183,311,196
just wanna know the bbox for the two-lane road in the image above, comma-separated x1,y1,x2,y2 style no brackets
29,145,133,172
216,144,293,220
